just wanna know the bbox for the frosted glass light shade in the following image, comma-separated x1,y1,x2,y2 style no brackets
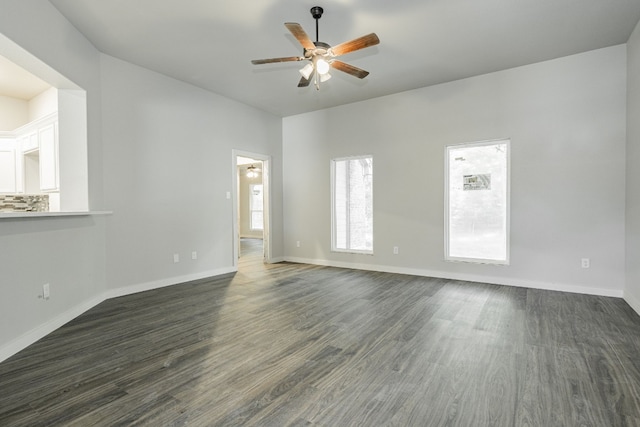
299,63,314,79
316,58,330,75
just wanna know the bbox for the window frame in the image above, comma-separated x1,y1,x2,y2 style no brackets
331,155,374,255
444,139,511,265
249,183,264,231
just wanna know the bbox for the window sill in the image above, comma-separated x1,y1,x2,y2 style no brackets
332,249,374,255
445,257,510,266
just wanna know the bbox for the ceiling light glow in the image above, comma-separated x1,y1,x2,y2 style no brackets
316,58,330,75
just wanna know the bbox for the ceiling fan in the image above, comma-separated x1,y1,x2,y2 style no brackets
246,164,261,178
251,6,380,90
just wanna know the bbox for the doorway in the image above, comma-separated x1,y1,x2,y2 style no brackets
232,150,271,268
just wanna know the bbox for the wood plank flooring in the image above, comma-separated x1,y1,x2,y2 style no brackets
2,238,640,426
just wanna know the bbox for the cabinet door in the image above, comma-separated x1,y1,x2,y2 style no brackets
21,132,38,152
39,124,58,192
0,149,16,193
15,148,24,193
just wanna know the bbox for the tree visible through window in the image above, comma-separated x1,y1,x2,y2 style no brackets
249,184,263,231
332,156,373,253
446,140,509,263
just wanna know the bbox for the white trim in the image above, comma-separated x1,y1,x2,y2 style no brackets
105,267,237,300
331,248,375,255
284,256,623,298
249,183,264,231
0,266,236,363
624,291,640,316
11,112,58,135
2,259,627,364
232,150,272,266
0,293,105,363
0,211,112,219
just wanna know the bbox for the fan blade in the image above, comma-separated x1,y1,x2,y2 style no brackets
298,70,315,87
251,56,304,65
330,33,380,57
285,23,316,51
331,60,370,79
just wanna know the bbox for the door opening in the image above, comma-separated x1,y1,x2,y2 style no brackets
232,150,271,267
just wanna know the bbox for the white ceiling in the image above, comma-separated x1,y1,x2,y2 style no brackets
48,0,640,117
0,54,51,100
237,156,262,166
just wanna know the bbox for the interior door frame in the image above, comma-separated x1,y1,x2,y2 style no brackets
231,149,272,267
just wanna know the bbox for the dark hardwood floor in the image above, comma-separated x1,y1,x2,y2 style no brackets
2,238,640,426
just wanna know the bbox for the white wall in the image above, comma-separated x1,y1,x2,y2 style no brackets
100,55,283,294
0,95,28,131
28,87,57,122
626,21,640,312
284,45,627,297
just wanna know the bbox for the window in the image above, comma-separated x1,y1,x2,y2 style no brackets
445,140,510,264
249,184,263,230
332,156,373,253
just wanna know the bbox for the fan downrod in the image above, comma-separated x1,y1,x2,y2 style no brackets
310,6,324,42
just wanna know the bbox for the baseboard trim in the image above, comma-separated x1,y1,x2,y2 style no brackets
624,290,640,316
0,266,238,364
2,259,627,364
105,267,238,300
0,293,106,364
284,257,624,298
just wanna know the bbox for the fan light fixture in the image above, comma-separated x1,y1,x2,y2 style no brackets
246,165,259,178
251,6,380,91
315,58,330,75
303,57,331,84
299,63,314,80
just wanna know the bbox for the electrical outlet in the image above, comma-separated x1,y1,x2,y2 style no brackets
296,241,301,248
192,251,197,260
581,258,590,268
43,283,50,300
173,253,180,263
393,246,399,255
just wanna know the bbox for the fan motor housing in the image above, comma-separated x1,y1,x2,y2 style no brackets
304,41,331,58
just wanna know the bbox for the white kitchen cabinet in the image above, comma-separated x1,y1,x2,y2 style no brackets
0,148,16,193
15,146,24,193
21,132,38,152
38,123,58,192
1,113,59,195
